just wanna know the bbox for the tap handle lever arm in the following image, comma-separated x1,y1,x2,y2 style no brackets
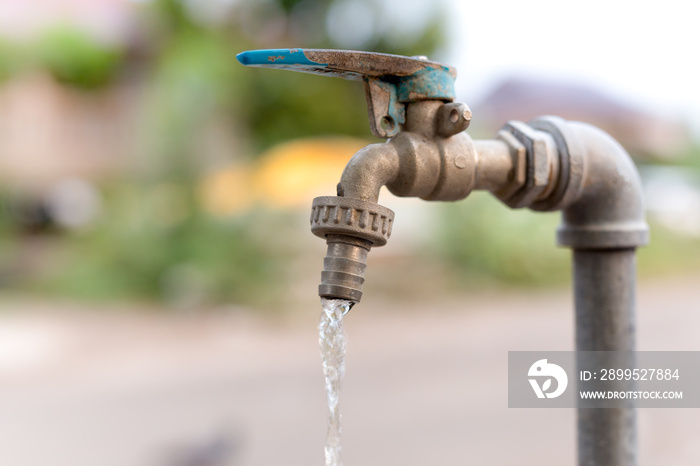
236,48,457,138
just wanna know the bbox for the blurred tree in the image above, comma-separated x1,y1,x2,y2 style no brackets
7,0,450,308
433,193,571,288
97,0,449,306
0,37,22,83
35,25,124,89
148,0,449,154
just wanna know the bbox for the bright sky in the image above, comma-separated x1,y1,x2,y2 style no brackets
446,0,700,135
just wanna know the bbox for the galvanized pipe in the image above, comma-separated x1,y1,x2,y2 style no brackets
543,119,647,466
573,248,637,466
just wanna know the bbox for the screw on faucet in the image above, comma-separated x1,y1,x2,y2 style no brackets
436,102,471,138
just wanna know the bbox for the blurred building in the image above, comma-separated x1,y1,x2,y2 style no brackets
473,76,691,160
0,0,143,191
0,74,140,189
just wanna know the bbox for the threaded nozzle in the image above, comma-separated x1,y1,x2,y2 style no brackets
310,196,394,304
319,234,372,303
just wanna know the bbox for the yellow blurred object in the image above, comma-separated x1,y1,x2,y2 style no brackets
199,137,368,216
254,137,368,208
200,165,255,216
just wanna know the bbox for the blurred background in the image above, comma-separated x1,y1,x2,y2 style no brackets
0,0,698,465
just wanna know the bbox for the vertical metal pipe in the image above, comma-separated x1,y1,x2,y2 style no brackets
574,248,637,466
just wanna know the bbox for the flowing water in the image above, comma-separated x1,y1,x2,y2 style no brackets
319,298,352,466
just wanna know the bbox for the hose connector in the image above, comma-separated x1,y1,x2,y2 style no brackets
319,235,371,303
311,196,395,303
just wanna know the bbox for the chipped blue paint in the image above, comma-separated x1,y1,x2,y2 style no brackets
383,81,406,127
396,66,455,102
364,77,405,137
236,49,454,102
236,49,327,69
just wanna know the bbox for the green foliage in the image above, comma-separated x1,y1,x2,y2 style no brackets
35,25,124,89
433,191,700,289
152,0,197,33
0,1,454,308
142,0,449,153
433,192,570,288
370,14,446,59
35,183,289,307
241,70,377,150
235,1,448,152
142,30,246,177
673,144,700,171
637,220,700,278
149,30,249,127
0,38,23,82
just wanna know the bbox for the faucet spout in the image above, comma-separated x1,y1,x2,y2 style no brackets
310,141,401,304
338,143,400,203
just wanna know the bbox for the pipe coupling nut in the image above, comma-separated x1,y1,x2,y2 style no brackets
311,196,395,246
499,121,559,209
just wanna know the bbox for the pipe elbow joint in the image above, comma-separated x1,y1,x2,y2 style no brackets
534,118,649,249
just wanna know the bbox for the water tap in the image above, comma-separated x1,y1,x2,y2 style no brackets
236,49,648,305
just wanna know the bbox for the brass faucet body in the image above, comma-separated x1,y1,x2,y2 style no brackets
311,100,648,303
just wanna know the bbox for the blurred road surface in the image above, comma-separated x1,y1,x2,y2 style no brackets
0,274,698,466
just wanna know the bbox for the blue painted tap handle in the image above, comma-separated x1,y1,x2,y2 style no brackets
237,49,457,138
236,48,456,100
236,49,330,73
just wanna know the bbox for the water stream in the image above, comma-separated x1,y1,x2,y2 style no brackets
319,298,352,466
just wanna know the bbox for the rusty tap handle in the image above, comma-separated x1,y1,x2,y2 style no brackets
236,48,457,138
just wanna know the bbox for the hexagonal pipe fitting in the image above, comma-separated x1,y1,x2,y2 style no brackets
496,120,560,209
492,116,649,249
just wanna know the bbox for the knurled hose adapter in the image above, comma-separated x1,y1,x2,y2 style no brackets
310,196,395,303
